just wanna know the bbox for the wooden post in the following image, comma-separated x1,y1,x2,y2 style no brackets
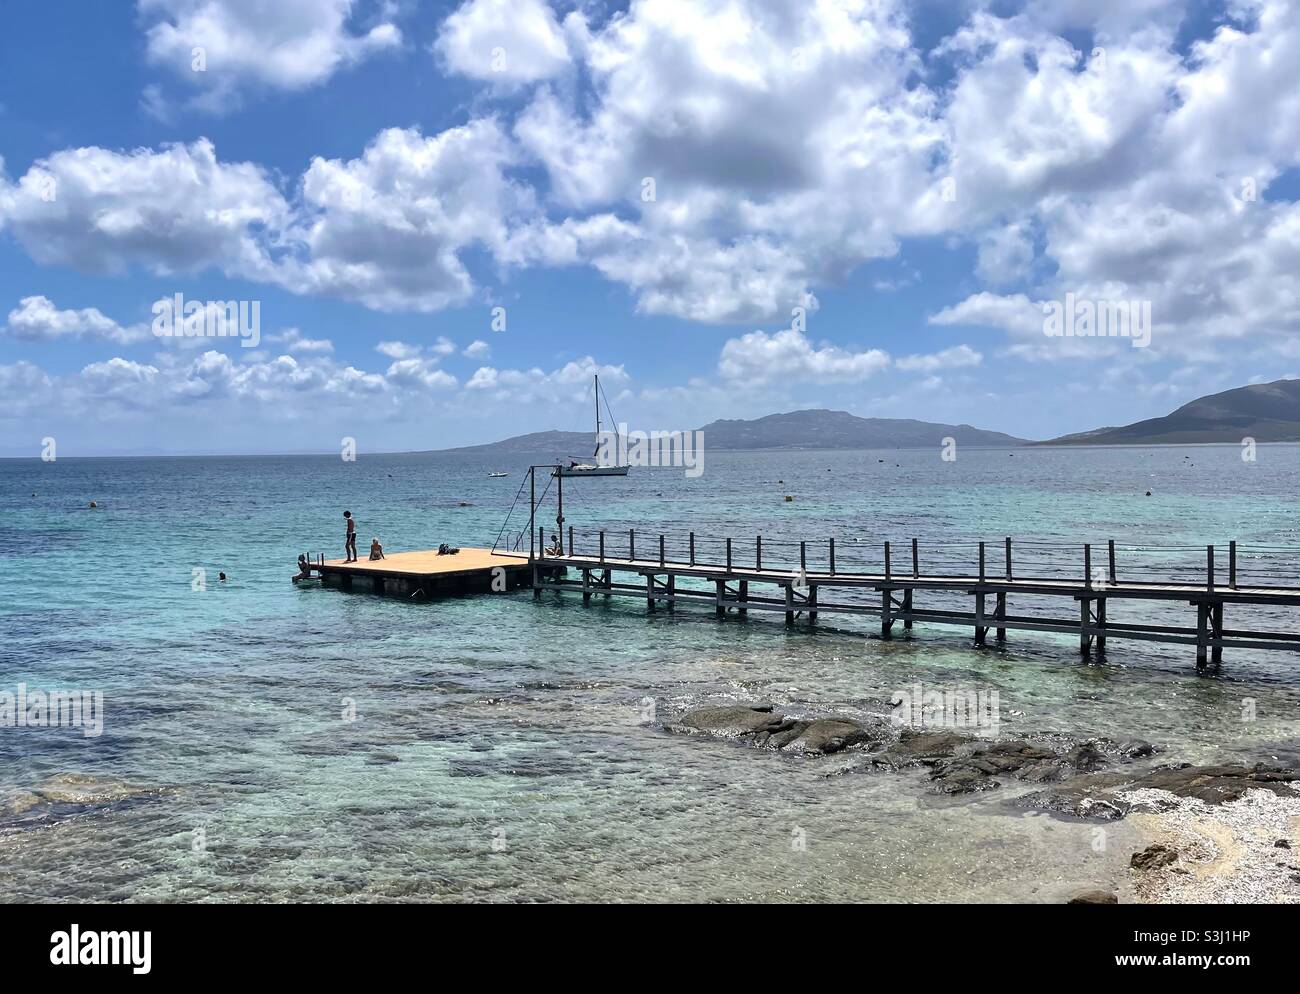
756,535,762,571
1080,598,1091,656
1207,545,1215,593
911,538,919,578
726,538,732,573
567,525,573,557
974,592,986,646
599,531,605,563
646,573,656,613
582,568,592,606
979,542,985,583
539,525,545,558
738,579,748,617
629,529,635,561
1211,601,1224,666
785,584,795,627
800,541,806,573
903,588,913,631
533,561,541,598
659,534,665,568
996,591,1006,642
1229,541,1237,589
1095,597,1107,657
1196,602,1209,671
1005,537,1012,581
667,573,676,613
689,531,695,566
715,579,725,618
1084,544,1092,587
829,538,835,575
1108,539,1116,584
808,584,818,625
881,590,893,639
885,541,892,581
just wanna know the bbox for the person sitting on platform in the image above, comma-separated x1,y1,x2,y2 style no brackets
547,533,562,556
369,538,386,561
292,554,313,581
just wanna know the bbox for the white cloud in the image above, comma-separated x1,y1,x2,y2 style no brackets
271,327,334,353
375,340,423,359
435,0,572,83
140,0,401,110
0,139,287,278
287,121,532,311
5,296,150,344
718,329,890,384
895,344,983,373
463,339,490,358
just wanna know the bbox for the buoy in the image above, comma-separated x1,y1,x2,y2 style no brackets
784,495,794,502
88,501,98,508
1145,490,1152,496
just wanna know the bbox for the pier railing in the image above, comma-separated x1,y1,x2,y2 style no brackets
552,527,1300,590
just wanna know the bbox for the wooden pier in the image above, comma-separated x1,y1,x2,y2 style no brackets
303,465,1300,674
524,527,1300,674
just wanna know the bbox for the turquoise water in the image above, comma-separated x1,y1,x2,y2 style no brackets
2,446,1299,902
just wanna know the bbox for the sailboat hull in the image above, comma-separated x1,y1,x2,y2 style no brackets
554,465,630,477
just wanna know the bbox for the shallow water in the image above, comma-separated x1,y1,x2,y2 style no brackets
1,445,1298,902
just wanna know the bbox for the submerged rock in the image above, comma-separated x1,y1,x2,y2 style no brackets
1020,763,1300,820
666,705,878,755
1068,888,1118,904
1131,844,1179,871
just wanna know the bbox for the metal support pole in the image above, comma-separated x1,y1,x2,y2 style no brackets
996,591,1006,642
659,534,665,568
529,466,536,562
629,529,635,561
829,538,835,575
1108,539,1116,584
974,592,986,646
599,531,605,563
1005,537,1012,581
979,542,986,583
756,535,762,571
689,532,695,567
1211,602,1224,666
1207,545,1215,593
903,588,913,631
726,538,732,573
800,541,806,573
1085,544,1092,587
1229,541,1237,589
885,541,892,581
785,584,795,627
738,579,748,617
912,537,919,578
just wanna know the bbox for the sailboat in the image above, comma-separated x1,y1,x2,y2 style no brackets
555,374,630,477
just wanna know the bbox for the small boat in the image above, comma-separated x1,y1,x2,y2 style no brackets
488,472,508,478
555,373,630,477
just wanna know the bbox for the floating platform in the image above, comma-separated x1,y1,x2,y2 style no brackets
309,547,562,598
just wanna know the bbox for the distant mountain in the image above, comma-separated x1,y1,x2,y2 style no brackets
696,409,1027,449
443,409,1026,454
443,429,596,456
1038,378,1300,445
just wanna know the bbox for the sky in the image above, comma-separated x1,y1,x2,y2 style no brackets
1,0,1299,456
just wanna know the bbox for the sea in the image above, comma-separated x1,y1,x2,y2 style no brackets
2,444,1299,902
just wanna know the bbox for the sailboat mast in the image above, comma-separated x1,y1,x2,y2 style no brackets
593,374,600,458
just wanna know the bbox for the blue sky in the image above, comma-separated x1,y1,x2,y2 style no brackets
2,0,1299,455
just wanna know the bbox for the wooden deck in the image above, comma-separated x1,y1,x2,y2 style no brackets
307,547,560,597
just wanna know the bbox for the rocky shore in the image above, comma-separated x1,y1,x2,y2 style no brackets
665,702,1300,903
